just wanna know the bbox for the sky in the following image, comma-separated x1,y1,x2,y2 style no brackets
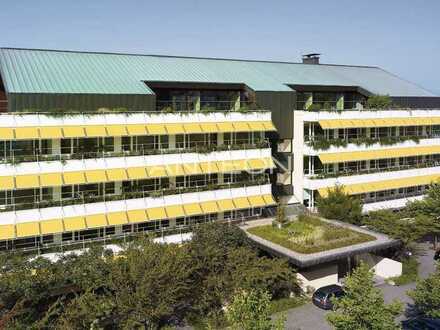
1,0,439,95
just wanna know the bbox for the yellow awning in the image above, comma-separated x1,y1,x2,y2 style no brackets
248,158,266,170
0,128,14,140
106,168,128,181
200,201,219,214
233,197,250,209
84,126,107,137
200,123,218,133
263,194,276,205
16,222,40,238
248,195,266,207
147,166,167,178
63,216,87,231
85,214,108,228
40,173,63,187
263,121,276,131
40,127,63,139
127,209,148,223
126,125,147,135
200,162,218,174
248,122,266,132
184,123,204,134
318,145,440,164
165,205,186,218
127,167,147,180
217,122,234,132
14,127,39,140
85,170,108,183
183,203,203,216
107,212,128,225
217,199,235,211
106,125,128,136
217,161,236,173
318,117,440,130
232,159,249,171
146,207,167,220
183,163,203,175
166,164,185,177
15,174,39,189
0,176,15,190
165,123,185,135
0,225,15,240
40,219,64,234
63,171,87,185
63,126,86,138
233,122,250,132
147,124,167,135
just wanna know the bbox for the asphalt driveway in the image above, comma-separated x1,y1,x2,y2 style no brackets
285,243,437,330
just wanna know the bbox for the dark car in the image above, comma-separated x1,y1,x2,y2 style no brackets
434,249,440,261
402,317,440,330
312,284,345,310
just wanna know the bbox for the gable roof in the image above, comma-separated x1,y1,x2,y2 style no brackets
0,47,435,97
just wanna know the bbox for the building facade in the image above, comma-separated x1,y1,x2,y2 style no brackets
0,48,439,250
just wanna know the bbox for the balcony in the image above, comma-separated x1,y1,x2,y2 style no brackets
156,100,262,113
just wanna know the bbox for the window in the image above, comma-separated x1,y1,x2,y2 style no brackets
176,217,185,226
176,135,186,149
105,182,115,195
176,176,185,188
122,136,131,151
62,186,73,199
224,133,232,145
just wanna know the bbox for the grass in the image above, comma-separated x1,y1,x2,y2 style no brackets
389,256,419,285
248,215,376,254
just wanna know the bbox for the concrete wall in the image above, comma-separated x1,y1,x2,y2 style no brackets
297,263,339,293
355,253,402,278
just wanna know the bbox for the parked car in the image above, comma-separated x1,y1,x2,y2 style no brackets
402,317,440,330
312,284,345,310
434,249,440,261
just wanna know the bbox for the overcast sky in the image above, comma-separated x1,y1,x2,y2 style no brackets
1,0,439,95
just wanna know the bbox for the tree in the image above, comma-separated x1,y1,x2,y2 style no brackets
408,263,440,318
367,95,392,109
226,289,284,330
364,209,432,251
406,182,440,248
327,263,402,330
316,185,363,224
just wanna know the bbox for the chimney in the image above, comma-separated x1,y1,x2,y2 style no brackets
302,53,321,64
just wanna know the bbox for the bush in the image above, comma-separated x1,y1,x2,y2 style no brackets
367,95,392,109
316,185,363,224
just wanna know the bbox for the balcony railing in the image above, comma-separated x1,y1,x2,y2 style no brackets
0,140,270,165
155,100,261,112
0,176,270,212
307,160,440,179
362,187,427,204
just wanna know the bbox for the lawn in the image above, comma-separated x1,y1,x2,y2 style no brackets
247,215,376,254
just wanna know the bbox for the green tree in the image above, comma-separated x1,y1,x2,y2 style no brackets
316,185,363,224
226,289,284,330
364,209,431,250
367,95,392,109
408,263,440,318
327,263,402,330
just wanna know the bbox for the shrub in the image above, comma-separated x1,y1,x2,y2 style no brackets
367,95,392,109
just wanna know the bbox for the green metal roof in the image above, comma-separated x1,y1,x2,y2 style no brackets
0,47,435,97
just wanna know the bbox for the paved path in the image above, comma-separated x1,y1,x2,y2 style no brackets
284,243,436,329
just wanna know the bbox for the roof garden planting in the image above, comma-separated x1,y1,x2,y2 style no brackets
247,215,376,254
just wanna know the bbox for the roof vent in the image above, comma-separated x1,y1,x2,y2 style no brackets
302,53,320,64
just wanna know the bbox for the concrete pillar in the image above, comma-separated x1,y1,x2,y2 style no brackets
53,186,61,201
115,225,123,236
53,233,62,244
194,91,201,111
234,91,240,110
169,218,176,228
218,173,224,184
217,132,224,145
170,177,176,188
217,212,224,222
169,135,176,149
293,111,304,203
114,182,122,195
114,137,122,152
305,93,313,110
52,139,61,155
336,94,344,110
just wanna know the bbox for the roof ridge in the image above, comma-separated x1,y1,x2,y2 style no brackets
0,47,380,69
